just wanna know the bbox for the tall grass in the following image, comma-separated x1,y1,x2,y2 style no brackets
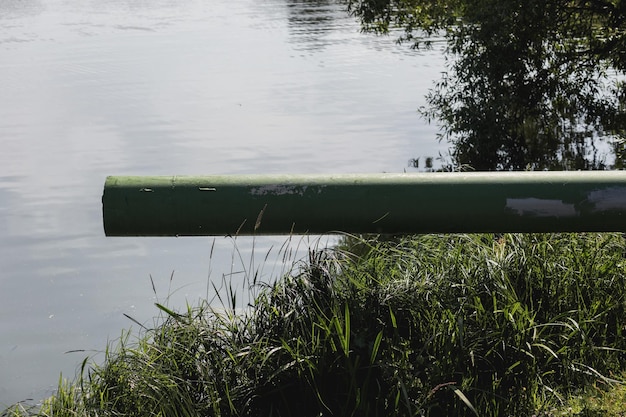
3,233,626,416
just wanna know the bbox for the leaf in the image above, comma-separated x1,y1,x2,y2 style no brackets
343,303,351,356
452,387,479,416
123,313,147,330
155,302,187,324
389,305,397,329
532,343,559,359
370,330,384,364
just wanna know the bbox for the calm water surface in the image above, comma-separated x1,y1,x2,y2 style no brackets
0,0,445,405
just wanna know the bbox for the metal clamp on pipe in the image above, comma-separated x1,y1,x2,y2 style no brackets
102,172,626,236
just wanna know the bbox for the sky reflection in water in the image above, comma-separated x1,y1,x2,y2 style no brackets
0,0,445,405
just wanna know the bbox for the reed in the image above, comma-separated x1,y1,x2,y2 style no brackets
3,233,626,416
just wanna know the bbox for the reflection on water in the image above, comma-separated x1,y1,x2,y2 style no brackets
0,0,445,406
286,0,348,51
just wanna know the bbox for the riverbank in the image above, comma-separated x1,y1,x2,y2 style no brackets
4,233,626,416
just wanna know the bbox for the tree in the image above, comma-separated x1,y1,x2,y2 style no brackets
347,0,626,170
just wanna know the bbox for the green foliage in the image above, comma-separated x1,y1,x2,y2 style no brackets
335,233,626,415
347,0,626,170
4,233,626,416
551,377,626,416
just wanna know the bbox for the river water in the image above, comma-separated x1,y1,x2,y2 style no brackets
0,0,445,406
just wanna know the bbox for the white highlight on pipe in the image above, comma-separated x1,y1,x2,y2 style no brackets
507,187,626,217
250,184,308,196
506,198,577,217
586,187,626,211
250,184,324,196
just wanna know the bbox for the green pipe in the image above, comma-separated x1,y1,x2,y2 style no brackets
102,172,626,236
